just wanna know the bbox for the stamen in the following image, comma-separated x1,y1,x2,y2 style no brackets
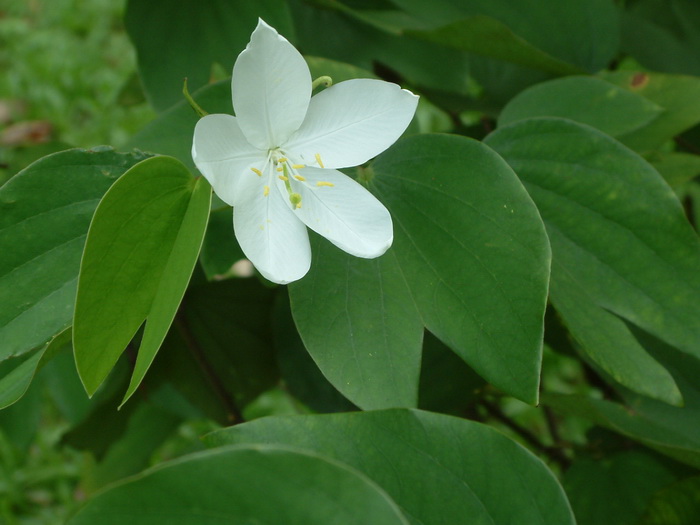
278,175,288,181
251,167,262,177
315,153,324,168
292,164,305,169
263,185,270,197
276,166,284,172
277,157,288,163
294,175,306,182
316,181,334,187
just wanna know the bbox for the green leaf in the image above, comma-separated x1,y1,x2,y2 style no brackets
601,71,700,152
563,451,679,525
391,0,619,72
0,327,70,410
73,156,211,403
68,445,408,525
408,16,583,76
371,134,551,404
204,409,576,525
646,151,700,190
199,207,245,280
0,148,149,361
486,118,700,404
499,76,663,137
639,475,700,525
289,236,423,410
124,0,294,111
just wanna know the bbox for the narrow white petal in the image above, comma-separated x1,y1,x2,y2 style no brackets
233,177,311,284
232,19,311,150
288,167,393,258
285,79,419,169
192,114,267,206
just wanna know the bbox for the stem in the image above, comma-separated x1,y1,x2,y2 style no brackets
174,305,243,425
182,77,208,118
479,398,571,469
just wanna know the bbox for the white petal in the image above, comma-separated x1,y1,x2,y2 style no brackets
233,177,311,284
192,114,267,206
288,167,393,258
285,79,419,169
232,19,311,150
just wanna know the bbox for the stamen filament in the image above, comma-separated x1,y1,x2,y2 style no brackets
316,181,334,187
278,175,288,181
263,185,270,197
292,164,305,169
294,175,306,182
251,167,262,176
315,153,325,168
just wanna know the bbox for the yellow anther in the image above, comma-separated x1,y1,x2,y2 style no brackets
276,166,284,172
294,175,306,182
315,153,324,168
251,167,262,177
277,157,288,163
316,181,334,187
263,185,270,197
278,175,288,181
292,164,305,169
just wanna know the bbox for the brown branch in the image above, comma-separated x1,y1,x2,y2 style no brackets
174,305,243,425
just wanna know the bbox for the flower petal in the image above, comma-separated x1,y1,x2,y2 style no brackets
192,114,267,206
289,167,393,258
234,177,311,284
232,19,311,150
285,79,419,169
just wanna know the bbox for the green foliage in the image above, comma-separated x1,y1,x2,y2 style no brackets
2,0,700,523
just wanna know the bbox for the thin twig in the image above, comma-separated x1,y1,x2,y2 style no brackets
175,304,243,425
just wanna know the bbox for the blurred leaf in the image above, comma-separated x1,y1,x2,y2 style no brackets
486,118,700,404
563,450,679,525
499,76,663,137
621,0,700,77
602,71,700,152
68,445,408,524
371,134,551,404
0,148,149,361
408,16,583,76
289,237,423,410
73,156,211,403
646,151,700,190
390,0,619,72
199,207,245,280
639,475,700,525
124,0,294,111
205,409,576,524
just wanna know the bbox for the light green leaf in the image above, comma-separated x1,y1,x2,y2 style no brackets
204,409,576,525
0,148,149,361
602,71,700,152
486,118,700,404
68,445,409,525
124,0,294,111
371,134,551,404
73,156,211,403
289,236,423,410
499,76,663,137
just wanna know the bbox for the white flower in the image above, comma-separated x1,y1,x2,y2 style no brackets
192,19,419,284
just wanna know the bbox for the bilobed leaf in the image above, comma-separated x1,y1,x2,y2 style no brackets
68,445,408,525
73,156,211,403
372,134,551,405
486,118,700,404
0,148,149,362
289,236,423,410
499,76,663,137
125,0,294,111
204,409,576,525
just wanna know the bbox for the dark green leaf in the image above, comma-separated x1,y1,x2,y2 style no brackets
205,409,576,525
0,148,149,361
639,475,700,525
486,118,700,404
73,156,211,402
68,445,408,524
124,0,294,111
